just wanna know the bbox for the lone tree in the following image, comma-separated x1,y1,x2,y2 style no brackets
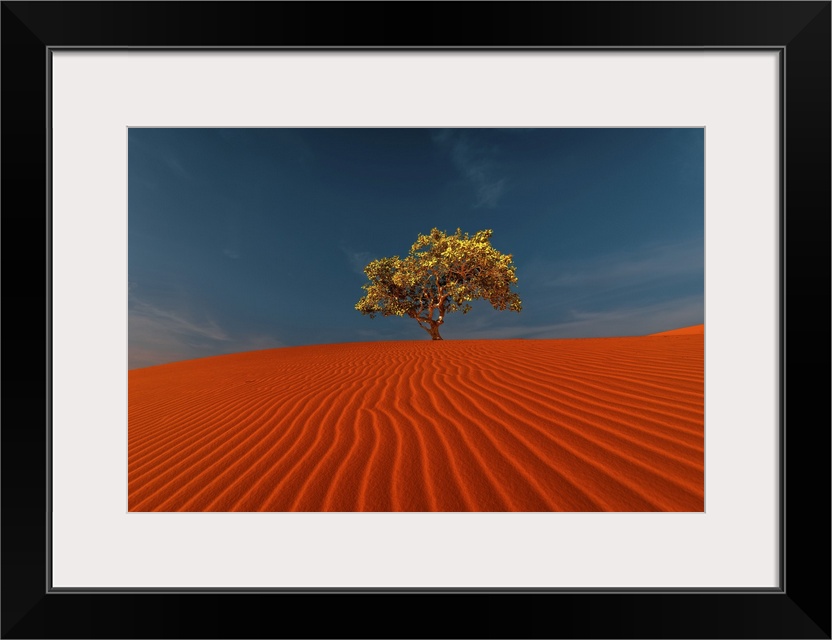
355,228,522,340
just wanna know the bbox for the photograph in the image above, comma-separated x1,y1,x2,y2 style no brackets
128,127,704,513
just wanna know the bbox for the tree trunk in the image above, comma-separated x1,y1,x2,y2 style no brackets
416,315,444,340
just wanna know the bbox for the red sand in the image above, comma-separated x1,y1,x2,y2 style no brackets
649,324,704,337
129,334,704,512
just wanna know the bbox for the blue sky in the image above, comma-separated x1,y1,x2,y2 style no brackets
128,128,704,369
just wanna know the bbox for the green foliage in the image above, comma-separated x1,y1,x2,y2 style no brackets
355,228,521,340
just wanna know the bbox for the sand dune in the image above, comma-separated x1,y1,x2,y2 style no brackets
129,334,704,512
649,324,704,337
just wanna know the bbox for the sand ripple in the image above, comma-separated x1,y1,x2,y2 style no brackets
129,329,704,511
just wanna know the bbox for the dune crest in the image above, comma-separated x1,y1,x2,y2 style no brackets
649,324,704,337
129,334,704,512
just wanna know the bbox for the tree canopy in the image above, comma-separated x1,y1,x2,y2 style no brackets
355,228,522,340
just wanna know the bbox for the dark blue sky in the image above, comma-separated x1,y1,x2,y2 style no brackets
128,128,704,368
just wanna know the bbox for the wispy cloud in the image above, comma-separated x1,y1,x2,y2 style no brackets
163,154,189,179
526,295,704,339
445,295,703,341
526,239,704,309
341,246,373,276
432,239,703,340
128,296,282,369
128,299,230,368
221,214,243,260
130,298,230,342
432,130,506,208
547,241,702,286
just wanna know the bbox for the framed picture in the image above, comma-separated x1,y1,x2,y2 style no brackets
3,2,829,638
124,125,707,517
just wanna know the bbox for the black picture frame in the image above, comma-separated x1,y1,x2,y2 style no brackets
2,2,829,638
